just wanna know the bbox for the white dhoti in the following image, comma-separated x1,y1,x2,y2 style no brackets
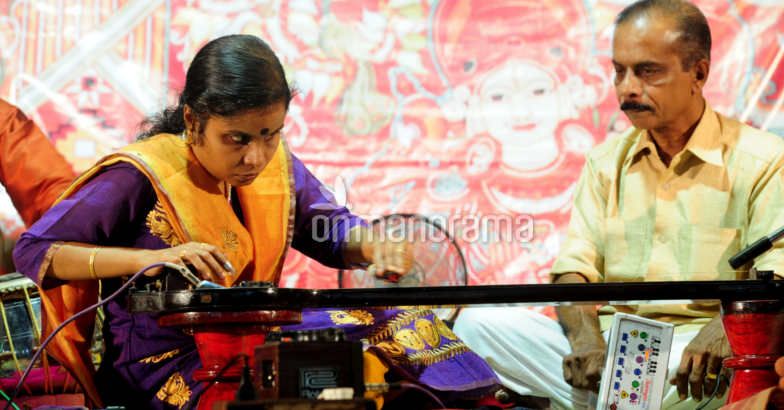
454,307,726,410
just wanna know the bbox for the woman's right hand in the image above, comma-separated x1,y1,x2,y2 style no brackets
142,242,234,282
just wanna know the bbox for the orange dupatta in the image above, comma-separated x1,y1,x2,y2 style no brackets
37,134,295,406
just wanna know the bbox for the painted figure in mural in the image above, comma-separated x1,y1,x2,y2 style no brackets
282,0,437,162
455,0,784,409
257,0,437,285
13,34,498,409
0,98,74,272
425,0,608,284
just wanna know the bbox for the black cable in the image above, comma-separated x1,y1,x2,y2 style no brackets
400,382,447,409
183,353,248,410
695,371,728,410
235,355,256,401
366,382,447,409
3,262,177,410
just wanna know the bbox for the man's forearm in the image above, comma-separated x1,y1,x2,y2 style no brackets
555,272,605,349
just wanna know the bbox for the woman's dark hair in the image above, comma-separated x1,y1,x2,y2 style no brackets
138,34,294,140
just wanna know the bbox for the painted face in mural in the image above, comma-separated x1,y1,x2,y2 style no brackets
186,102,287,187
322,2,388,60
472,59,563,171
612,15,707,132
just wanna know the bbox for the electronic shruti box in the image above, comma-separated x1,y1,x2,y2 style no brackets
254,329,364,400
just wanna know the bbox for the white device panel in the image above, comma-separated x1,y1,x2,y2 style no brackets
596,313,674,410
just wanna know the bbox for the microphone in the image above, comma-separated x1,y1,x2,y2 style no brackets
728,225,784,269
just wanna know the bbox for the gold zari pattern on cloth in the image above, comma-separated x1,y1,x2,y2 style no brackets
146,202,181,246
364,310,471,366
139,348,181,364
155,372,192,409
328,310,375,326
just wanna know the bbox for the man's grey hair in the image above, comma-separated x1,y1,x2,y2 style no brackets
615,0,711,70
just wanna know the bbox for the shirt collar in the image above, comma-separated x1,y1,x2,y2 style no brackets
629,103,724,167
685,103,724,166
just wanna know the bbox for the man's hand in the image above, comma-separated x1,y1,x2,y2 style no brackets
670,316,731,401
555,272,606,392
563,346,606,392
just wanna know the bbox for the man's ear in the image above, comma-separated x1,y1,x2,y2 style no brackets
693,59,710,90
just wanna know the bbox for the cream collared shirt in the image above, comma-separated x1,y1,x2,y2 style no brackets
552,104,784,322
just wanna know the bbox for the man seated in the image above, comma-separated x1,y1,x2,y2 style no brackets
454,1,784,409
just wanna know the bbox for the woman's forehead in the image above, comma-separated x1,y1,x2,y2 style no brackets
208,104,287,129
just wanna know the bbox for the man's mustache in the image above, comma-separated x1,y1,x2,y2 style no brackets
620,101,654,112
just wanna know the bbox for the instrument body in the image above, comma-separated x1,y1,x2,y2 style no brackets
130,279,784,313
130,279,784,407
155,307,302,410
254,332,364,400
721,299,784,403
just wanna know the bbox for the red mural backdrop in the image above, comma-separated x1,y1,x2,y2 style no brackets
0,0,782,289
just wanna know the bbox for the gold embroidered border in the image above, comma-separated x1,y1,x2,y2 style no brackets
139,348,181,364
365,310,432,345
36,242,63,285
277,138,297,284
375,341,407,364
328,310,375,326
406,341,470,366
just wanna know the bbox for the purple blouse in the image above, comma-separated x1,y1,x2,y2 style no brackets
13,154,363,408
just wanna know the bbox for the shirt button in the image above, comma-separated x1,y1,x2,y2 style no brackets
662,183,671,190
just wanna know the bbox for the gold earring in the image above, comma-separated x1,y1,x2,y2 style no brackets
185,129,194,145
